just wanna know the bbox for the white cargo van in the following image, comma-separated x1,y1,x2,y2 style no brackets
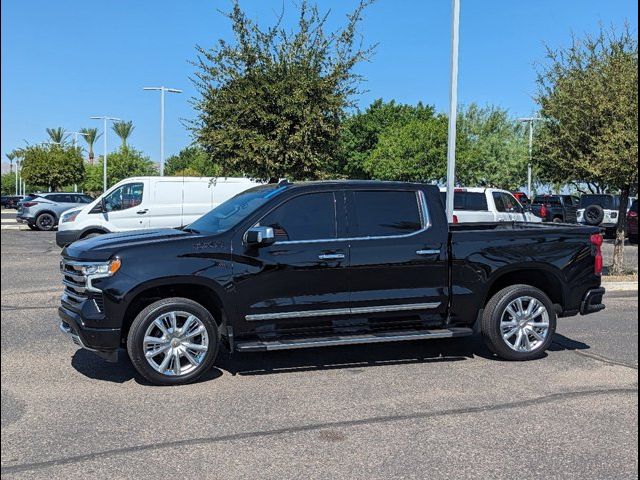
56,176,261,246
439,187,543,223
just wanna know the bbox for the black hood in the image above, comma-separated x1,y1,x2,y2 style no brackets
62,228,201,261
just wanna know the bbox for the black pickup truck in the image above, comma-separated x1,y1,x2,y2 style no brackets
531,194,579,223
58,181,606,385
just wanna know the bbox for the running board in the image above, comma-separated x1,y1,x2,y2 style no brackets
235,327,473,352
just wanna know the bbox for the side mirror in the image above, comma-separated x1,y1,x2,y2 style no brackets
246,226,276,247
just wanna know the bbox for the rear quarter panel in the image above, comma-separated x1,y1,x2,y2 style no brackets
449,225,601,326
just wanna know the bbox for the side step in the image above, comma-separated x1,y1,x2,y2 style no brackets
235,327,473,352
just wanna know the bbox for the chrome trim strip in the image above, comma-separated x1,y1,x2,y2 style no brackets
246,302,441,322
264,189,433,246
416,249,441,256
62,279,86,292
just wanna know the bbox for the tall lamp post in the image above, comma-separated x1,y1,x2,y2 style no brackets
445,0,461,223
143,86,182,176
518,117,544,198
90,116,121,192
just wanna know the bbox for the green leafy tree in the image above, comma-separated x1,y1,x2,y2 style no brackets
338,99,436,178
46,127,69,145
535,26,638,274
455,104,528,190
82,146,156,193
165,146,223,177
79,128,102,164
1,172,17,195
112,121,135,147
192,0,375,181
364,116,448,182
20,144,84,191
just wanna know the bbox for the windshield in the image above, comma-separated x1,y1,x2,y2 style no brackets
187,184,286,234
579,195,619,209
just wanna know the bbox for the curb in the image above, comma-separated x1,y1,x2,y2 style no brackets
602,281,638,292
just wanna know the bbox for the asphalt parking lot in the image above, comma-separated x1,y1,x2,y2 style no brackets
1,230,638,479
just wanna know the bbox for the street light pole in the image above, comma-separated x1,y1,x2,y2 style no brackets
445,0,461,223
518,117,544,198
143,86,182,176
90,116,121,192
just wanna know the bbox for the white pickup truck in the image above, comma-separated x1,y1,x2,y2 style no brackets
440,187,543,223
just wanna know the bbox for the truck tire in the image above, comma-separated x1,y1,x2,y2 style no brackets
35,212,56,231
584,205,605,226
552,217,563,223
481,285,556,361
127,297,220,386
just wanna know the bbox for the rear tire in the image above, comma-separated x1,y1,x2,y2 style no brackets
27,224,39,231
81,232,102,240
35,213,56,231
552,217,563,223
127,297,220,386
481,285,556,361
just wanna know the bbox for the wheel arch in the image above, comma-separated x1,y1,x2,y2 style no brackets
483,265,566,313
120,276,231,344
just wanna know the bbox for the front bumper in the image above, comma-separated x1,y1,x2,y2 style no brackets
580,287,606,315
56,229,83,247
58,306,121,362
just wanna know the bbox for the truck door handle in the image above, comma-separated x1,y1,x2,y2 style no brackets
416,249,441,256
137,209,148,215
319,254,346,260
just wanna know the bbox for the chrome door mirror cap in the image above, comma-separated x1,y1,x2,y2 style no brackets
246,226,276,247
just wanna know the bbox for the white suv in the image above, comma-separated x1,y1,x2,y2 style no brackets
439,188,542,223
577,194,620,237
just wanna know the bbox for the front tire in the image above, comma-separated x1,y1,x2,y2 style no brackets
35,213,56,231
481,285,556,361
127,297,220,386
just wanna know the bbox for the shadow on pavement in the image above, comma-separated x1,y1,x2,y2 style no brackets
70,333,592,384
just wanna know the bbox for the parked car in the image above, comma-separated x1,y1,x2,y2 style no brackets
1,195,24,209
530,194,579,223
512,192,530,205
439,188,542,223
56,176,262,247
58,181,605,385
16,193,94,231
627,199,638,244
577,194,621,237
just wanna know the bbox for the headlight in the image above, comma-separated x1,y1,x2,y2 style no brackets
61,209,81,223
80,258,122,277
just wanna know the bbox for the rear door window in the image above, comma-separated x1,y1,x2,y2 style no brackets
259,192,337,242
440,192,488,211
350,190,423,238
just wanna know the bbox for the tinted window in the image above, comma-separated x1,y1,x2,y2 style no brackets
533,195,561,205
440,192,489,211
78,195,93,203
260,193,336,242
189,185,286,234
630,200,638,213
494,192,522,213
44,194,68,203
352,191,422,237
104,183,144,212
579,195,619,210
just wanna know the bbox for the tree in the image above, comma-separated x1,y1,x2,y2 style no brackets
364,116,448,182
46,127,69,145
5,152,16,173
20,143,84,191
112,121,135,147
79,128,102,164
82,146,156,193
338,99,436,178
455,104,529,190
1,172,17,195
192,0,375,181
535,26,638,275
165,146,223,177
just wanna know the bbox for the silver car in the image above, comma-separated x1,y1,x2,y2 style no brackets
16,193,93,231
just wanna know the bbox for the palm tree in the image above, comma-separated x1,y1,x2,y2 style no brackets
79,128,102,165
46,127,68,144
112,121,134,147
5,152,15,173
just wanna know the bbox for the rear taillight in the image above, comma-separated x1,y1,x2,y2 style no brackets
590,233,603,275
629,211,638,218
540,205,548,217
453,215,459,224
22,201,38,207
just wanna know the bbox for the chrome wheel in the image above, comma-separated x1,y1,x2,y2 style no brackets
500,296,550,352
143,311,209,376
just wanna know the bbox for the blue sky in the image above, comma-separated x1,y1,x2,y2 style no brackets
1,0,637,165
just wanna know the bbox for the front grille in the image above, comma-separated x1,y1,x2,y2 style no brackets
60,259,89,311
